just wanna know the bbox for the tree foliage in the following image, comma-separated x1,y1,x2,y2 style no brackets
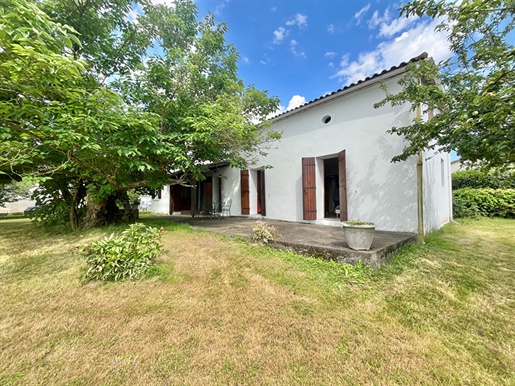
375,0,515,169
0,0,279,229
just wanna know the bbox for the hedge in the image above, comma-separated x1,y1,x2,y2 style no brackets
453,188,515,218
452,169,515,190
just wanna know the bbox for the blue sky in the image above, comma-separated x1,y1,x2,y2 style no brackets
189,0,452,114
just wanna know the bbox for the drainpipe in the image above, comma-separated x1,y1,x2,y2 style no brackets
417,103,425,244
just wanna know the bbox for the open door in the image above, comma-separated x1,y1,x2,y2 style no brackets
257,170,266,216
241,170,250,215
338,150,348,221
302,157,317,220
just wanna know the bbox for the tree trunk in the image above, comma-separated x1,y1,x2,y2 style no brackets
70,178,83,231
82,194,121,228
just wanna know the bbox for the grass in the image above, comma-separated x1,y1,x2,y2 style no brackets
0,217,514,385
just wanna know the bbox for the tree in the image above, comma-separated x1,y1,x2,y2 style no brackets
0,0,279,229
375,0,515,169
0,182,31,208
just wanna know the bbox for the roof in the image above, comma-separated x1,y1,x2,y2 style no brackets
271,52,429,121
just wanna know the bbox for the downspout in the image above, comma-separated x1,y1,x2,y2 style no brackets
417,104,425,244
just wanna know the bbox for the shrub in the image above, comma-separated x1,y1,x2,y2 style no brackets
8,212,25,218
252,221,280,244
452,169,515,190
79,223,164,283
453,188,515,218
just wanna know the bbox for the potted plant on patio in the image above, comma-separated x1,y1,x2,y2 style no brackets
342,220,376,251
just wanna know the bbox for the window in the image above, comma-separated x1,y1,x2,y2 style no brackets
441,159,445,187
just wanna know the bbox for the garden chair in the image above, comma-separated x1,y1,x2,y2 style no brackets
221,198,232,217
210,201,221,219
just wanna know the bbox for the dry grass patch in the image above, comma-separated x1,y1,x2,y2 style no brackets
0,218,514,385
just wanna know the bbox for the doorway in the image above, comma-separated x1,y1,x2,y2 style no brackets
169,185,192,213
257,169,266,215
324,158,339,218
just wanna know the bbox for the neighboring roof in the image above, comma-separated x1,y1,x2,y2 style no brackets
271,52,429,121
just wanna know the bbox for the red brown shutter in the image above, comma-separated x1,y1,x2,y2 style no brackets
241,170,250,215
302,158,317,220
338,150,348,221
204,178,213,206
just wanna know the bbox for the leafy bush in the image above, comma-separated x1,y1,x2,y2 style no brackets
79,223,164,283
252,221,280,244
30,180,74,227
453,188,515,218
452,169,515,190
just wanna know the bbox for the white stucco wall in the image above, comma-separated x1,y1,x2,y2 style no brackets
423,151,453,231
219,166,242,216
223,70,451,233
150,185,171,214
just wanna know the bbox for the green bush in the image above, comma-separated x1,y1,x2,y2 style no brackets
79,223,164,283
453,188,515,218
8,212,25,218
452,169,515,190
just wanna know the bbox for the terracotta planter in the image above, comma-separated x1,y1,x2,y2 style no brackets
342,222,375,250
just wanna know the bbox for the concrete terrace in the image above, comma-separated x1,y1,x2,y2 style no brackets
155,215,418,268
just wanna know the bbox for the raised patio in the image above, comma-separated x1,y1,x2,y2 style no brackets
162,215,418,269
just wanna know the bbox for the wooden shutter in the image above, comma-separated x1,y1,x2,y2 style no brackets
241,170,250,215
204,178,213,206
190,182,198,217
302,158,317,220
338,150,348,221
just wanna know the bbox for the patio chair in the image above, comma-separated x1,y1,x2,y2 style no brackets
210,201,221,219
221,198,232,217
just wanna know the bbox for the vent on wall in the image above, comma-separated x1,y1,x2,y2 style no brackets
322,115,332,124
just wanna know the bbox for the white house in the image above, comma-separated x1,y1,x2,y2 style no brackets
151,52,453,234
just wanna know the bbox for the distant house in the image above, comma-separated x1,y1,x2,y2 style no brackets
151,52,453,234
450,159,471,174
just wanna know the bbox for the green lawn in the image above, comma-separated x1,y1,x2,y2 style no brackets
1,218,514,385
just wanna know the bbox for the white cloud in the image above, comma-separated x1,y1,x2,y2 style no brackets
286,13,308,28
149,0,176,5
290,40,306,58
287,95,307,110
354,4,371,24
368,9,391,29
325,51,337,58
267,94,307,118
126,9,140,24
334,17,451,85
367,7,418,38
126,3,144,24
215,0,230,15
273,13,307,46
273,27,287,44
242,55,250,64
327,24,335,34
